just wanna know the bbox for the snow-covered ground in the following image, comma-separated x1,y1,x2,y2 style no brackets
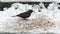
0,2,60,33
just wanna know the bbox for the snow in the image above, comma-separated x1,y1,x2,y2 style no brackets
0,2,60,33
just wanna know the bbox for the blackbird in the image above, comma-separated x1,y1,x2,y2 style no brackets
13,10,33,19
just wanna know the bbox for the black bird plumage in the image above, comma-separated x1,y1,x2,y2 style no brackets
15,10,33,19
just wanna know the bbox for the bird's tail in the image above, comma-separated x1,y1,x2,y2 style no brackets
12,16,17,17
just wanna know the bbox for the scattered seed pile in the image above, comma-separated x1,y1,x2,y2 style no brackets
6,15,55,31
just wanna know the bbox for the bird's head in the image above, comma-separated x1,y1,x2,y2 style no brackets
27,9,33,12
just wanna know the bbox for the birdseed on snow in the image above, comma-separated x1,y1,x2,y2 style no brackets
6,15,55,31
